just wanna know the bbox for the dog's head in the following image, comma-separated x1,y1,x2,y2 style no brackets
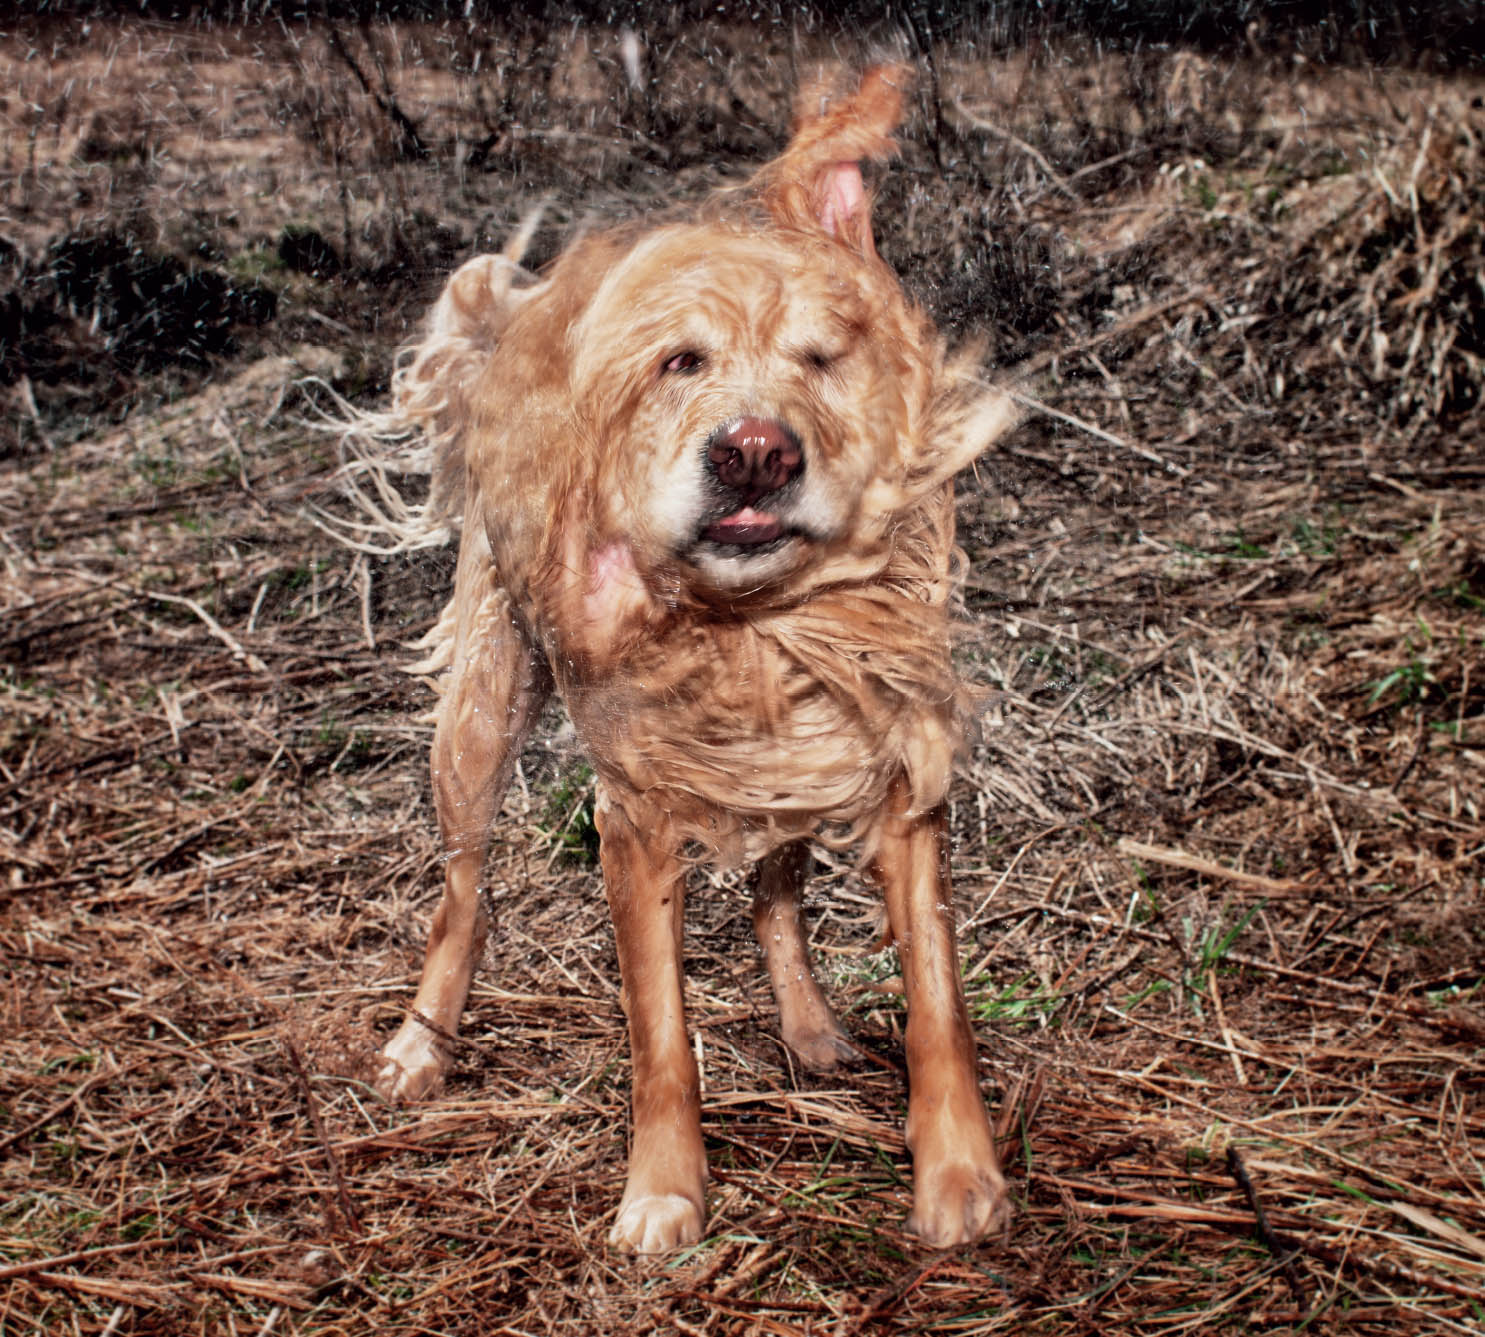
401,66,1011,653
565,66,955,601
567,216,930,596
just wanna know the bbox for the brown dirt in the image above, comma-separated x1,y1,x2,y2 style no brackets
2,15,1482,1336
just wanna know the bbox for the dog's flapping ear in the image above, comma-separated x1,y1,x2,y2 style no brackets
754,64,908,257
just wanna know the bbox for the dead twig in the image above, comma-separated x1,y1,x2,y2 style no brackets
0,1238,160,1281
1116,837,1309,895
283,1039,362,1235
1226,1145,1308,1307
325,24,428,160
1003,385,1192,477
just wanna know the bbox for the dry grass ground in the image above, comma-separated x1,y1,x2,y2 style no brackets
2,15,1482,1335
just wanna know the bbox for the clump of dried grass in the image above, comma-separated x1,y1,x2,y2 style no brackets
1273,102,1485,432
1,16,1481,1337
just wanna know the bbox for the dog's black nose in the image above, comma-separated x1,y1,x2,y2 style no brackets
706,417,803,499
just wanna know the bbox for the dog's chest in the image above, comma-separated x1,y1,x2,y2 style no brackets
559,610,956,861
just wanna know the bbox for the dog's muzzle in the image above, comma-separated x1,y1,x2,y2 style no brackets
702,416,803,547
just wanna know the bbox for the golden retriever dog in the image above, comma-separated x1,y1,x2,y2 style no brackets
357,65,1016,1254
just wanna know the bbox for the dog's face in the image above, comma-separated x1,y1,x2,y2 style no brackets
569,225,927,596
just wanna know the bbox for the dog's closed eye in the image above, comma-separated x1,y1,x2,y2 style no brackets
799,346,842,373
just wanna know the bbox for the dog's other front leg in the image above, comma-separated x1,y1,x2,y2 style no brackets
378,564,550,1103
598,793,706,1254
873,778,1008,1246
752,843,857,1070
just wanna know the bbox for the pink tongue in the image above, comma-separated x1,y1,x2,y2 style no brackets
706,507,782,545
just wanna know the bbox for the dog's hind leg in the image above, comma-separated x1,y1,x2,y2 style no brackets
752,843,857,1071
873,778,1008,1246
598,794,707,1254
377,544,550,1103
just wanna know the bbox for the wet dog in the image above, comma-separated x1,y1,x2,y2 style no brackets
360,66,1015,1253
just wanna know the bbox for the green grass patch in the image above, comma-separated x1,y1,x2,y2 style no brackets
540,762,599,866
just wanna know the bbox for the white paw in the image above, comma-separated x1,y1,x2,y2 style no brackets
373,1020,447,1103
907,1159,1010,1246
784,1021,860,1073
608,1192,705,1255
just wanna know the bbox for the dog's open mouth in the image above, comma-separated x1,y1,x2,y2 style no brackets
702,506,787,548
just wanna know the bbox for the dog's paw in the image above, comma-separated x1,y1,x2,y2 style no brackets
906,1157,1010,1247
373,1020,447,1103
784,1021,860,1073
608,1192,705,1255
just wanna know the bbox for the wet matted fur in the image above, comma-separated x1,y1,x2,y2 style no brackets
344,65,1017,1254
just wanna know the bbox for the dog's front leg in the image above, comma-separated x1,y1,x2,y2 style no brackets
378,572,550,1103
874,779,1008,1246
597,792,707,1254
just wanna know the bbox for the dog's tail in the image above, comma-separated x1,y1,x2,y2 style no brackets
312,209,546,556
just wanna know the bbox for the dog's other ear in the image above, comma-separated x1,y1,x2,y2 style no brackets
421,256,513,361
419,207,544,358
755,64,908,258
394,211,546,434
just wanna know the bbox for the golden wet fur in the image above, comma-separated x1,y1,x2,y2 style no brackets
356,66,1016,1254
